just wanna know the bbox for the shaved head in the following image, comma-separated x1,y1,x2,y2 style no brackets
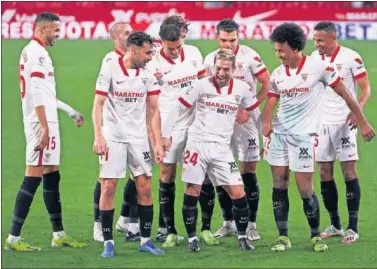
109,22,133,53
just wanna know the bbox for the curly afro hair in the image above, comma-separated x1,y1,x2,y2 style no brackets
270,23,306,51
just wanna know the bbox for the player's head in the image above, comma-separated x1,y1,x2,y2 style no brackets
213,49,236,87
34,12,61,47
126,32,154,68
270,23,306,66
313,21,338,56
216,19,239,52
159,24,183,59
161,15,189,40
110,22,133,52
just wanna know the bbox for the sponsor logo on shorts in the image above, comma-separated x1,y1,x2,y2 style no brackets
299,148,312,160
228,161,239,173
248,138,258,150
143,151,151,163
341,137,356,150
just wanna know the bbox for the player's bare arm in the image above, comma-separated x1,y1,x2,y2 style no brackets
256,71,271,103
146,106,156,148
147,94,163,163
261,95,278,137
92,94,107,155
347,74,372,129
34,105,49,151
332,81,375,142
57,99,85,127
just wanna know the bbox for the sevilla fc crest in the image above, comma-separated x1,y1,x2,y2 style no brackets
336,64,342,71
237,62,243,69
141,77,148,85
301,73,308,81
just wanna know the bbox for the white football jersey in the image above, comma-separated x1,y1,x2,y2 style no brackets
151,44,206,129
311,46,367,124
19,38,58,123
204,44,267,90
178,77,259,145
95,56,160,143
268,55,341,135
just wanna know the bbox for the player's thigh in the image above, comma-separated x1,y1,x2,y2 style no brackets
233,123,260,163
331,124,359,162
25,122,61,167
315,124,336,162
164,129,188,164
266,133,289,167
287,134,315,173
181,140,208,186
99,140,128,179
127,143,153,178
207,144,243,187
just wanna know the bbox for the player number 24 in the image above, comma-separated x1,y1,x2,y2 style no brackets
183,150,199,166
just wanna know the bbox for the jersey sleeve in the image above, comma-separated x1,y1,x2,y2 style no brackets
178,82,201,108
30,52,48,78
249,51,268,77
147,72,161,96
267,71,280,98
95,55,113,96
192,47,206,76
320,62,342,88
241,85,259,111
350,54,367,80
203,53,214,76
28,51,48,107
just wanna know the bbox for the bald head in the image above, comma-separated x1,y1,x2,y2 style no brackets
110,22,133,53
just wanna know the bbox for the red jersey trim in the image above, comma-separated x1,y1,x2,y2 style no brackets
115,48,124,56
95,90,108,96
254,67,267,77
268,92,280,98
234,44,240,56
32,37,46,48
31,72,45,78
330,45,341,63
147,90,161,96
354,71,367,80
329,76,341,88
178,97,192,108
197,69,206,77
245,101,260,111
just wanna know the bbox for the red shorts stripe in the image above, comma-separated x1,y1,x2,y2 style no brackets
329,76,341,88
31,72,45,78
147,90,161,96
178,97,192,108
38,150,43,166
354,72,367,80
246,101,260,111
95,90,108,96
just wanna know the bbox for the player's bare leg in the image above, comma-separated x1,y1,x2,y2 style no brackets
135,174,164,255
340,161,360,244
270,165,292,252
222,185,254,251
295,171,328,252
239,161,261,241
182,183,201,252
318,162,344,239
99,178,117,258
5,165,45,251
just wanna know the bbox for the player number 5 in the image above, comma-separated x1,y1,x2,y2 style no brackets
19,65,26,98
183,150,199,166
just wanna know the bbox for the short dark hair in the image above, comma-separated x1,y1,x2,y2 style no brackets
127,32,154,47
314,21,337,33
35,12,60,25
161,15,189,32
159,24,181,42
216,19,239,34
270,23,306,51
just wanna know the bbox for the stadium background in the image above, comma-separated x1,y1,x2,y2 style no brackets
2,1,377,268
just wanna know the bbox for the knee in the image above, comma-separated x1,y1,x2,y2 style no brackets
185,184,201,197
240,161,257,174
225,185,246,200
160,164,175,182
273,176,289,189
296,179,314,198
319,165,334,181
341,164,357,181
137,182,152,201
101,180,117,199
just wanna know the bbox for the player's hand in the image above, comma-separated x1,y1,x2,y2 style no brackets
154,144,164,164
262,122,273,137
360,122,375,142
162,136,172,152
69,111,85,128
93,135,107,155
236,109,250,124
34,127,49,151
346,112,358,130
154,71,164,86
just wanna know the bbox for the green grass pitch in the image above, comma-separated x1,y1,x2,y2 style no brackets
2,39,377,268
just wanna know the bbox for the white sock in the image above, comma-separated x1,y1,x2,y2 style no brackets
53,231,66,239
249,222,256,229
238,235,246,239
94,221,102,230
7,235,20,243
159,227,167,234
128,223,139,234
223,221,235,228
104,240,114,246
117,216,129,224
140,237,150,245
188,236,198,243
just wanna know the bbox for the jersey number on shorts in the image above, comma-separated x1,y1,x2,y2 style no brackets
47,136,56,150
183,150,199,166
100,149,109,161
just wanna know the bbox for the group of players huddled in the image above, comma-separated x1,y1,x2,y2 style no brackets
5,12,375,259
